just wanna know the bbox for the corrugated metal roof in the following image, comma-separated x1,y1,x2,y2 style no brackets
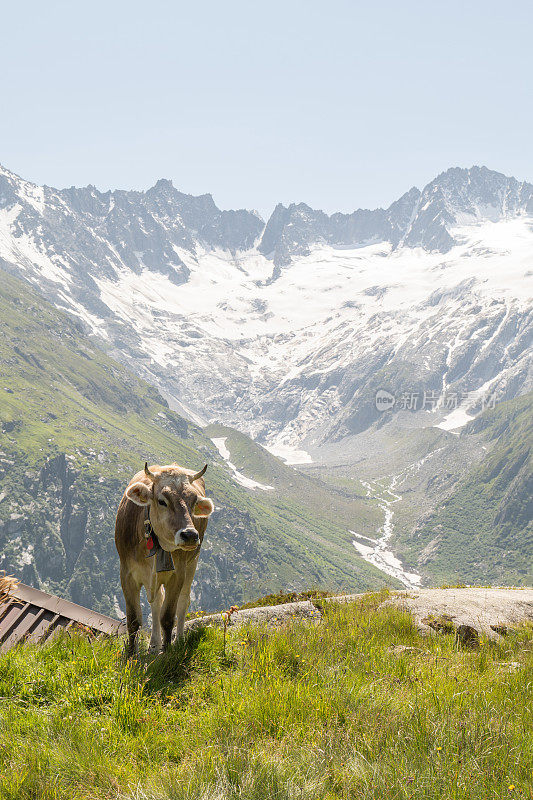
0,574,126,653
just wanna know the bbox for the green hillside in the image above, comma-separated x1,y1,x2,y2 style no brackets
0,594,531,799
0,267,392,615
204,423,383,536
402,393,533,586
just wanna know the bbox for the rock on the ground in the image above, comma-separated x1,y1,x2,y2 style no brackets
184,588,533,642
381,587,533,639
387,645,421,655
185,600,322,632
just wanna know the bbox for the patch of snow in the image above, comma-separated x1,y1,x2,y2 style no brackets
210,437,274,491
436,408,474,431
19,182,45,214
93,220,532,433
0,206,72,286
56,291,109,337
160,391,208,427
352,540,375,558
263,441,313,465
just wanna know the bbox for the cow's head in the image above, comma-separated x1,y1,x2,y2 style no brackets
126,462,214,551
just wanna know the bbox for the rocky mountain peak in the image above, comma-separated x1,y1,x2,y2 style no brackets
152,177,174,191
257,166,533,264
424,165,533,220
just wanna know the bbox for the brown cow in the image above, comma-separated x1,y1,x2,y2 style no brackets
115,461,214,655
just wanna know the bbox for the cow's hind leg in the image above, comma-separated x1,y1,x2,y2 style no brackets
120,566,142,657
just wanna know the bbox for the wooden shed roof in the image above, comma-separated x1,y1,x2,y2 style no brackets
0,575,126,653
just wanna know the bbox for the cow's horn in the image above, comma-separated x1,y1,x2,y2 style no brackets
144,462,155,480
190,464,208,482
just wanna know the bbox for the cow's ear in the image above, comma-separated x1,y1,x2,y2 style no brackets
126,481,151,506
194,496,214,517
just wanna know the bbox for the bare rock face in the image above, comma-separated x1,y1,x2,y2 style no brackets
185,599,323,632
382,587,533,640
185,587,533,641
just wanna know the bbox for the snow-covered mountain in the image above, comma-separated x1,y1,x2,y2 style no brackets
0,163,531,462
259,166,533,266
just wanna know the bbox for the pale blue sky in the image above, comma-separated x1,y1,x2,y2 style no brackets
1,0,532,218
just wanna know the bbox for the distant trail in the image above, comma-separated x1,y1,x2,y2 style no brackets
351,474,422,589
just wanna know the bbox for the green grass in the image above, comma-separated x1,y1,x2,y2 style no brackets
0,595,531,799
238,588,334,609
405,393,533,587
204,423,384,538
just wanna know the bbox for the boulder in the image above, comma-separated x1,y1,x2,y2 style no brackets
381,587,533,641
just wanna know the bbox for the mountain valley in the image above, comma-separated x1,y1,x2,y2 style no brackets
0,162,531,602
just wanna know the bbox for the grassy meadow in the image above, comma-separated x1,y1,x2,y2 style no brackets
0,592,531,799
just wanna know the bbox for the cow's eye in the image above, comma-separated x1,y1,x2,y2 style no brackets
158,498,167,507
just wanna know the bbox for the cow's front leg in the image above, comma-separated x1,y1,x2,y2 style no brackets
174,589,191,639
175,554,199,639
120,566,142,658
160,576,180,650
149,585,164,652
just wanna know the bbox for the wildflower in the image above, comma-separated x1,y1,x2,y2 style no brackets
508,786,515,791
436,746,442,751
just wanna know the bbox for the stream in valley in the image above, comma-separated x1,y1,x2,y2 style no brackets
351,476,422,589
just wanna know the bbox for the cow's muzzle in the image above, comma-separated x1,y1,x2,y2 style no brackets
175,527,200,549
